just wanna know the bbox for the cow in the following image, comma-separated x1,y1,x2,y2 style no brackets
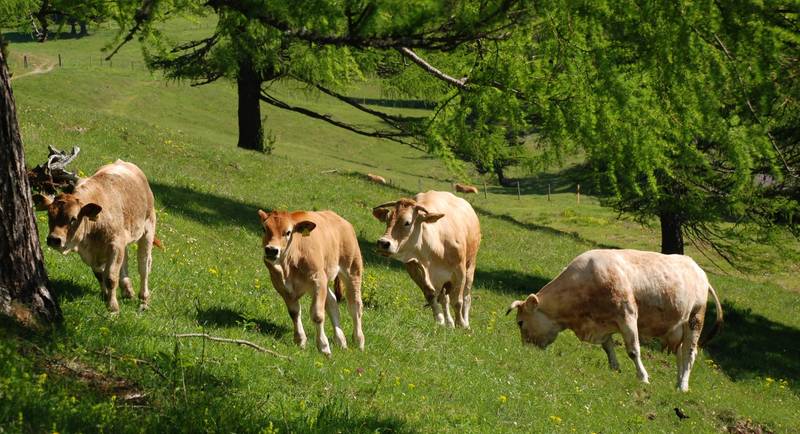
258,209,364,356
454,183,479,194
372,191,481,328
506,249,723,391
367,173,388,185
32,160,157,313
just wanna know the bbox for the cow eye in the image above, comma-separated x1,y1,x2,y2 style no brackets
517,321,524,328
285,230,291,236
70,216,77,225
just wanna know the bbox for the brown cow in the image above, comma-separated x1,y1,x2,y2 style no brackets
507,249,723,391
258,209,364,356
367,173,388,185
373,191,481,328
454,183,479,194
33,160,157,313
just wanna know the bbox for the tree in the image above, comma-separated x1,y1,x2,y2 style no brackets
0,38,62,325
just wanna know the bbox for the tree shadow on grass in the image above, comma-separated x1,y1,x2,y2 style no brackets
473,268,551,297
150,182,264,233
705,301,800,393
196,307,290,339
52,277,93,302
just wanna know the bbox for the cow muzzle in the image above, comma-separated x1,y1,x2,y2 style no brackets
263,245,280,262
376,238,395,256
46,235,64,249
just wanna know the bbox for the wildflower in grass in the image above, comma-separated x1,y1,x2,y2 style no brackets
343,368,351,375
766,377,775,385
408,383,415,390
498,395,508,404
549,415,562,424
314,361,323,368
395,377,401,386
208,267,218,276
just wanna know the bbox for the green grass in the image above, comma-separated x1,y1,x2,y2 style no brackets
2,23,800,433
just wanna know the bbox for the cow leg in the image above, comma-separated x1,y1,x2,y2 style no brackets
342,269,365,350
677,311,704,391
311,277,332,356
462,262,476,328
405,260,444,326
439,290,455,328
602,336,620,371
450,267,467,328
282,294,307,348
120,248,134,299
325,287,347,349
103,245,124,313
136,226,154,309
619,315,649,383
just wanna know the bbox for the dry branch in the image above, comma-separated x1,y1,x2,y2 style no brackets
174,333,290,360
27,145,81,194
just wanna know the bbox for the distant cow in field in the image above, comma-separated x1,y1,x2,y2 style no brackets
258,209,364,356
373,191,481,328
33,160,157,313
507,249,723,391
367,173,388,185
454,183,478,194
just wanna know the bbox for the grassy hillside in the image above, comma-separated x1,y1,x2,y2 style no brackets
2,24,800,433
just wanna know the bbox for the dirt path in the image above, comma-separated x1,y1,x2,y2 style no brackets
10,55,56,81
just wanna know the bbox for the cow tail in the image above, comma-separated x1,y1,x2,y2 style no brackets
700,285,723,347
333,274,344,304
152,236,164,250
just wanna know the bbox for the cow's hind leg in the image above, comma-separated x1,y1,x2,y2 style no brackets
439,288,455,328
281,294,307,348
450,267,467,328
120,249,134,299
462,262,476,328
602,335,620,371
677,309,704,391
619,314,649,384
311,276,332,356
405,260,445,326
136,224,154,309
342,269,364,350
325,286,347,349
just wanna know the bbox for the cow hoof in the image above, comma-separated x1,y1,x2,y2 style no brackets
138,303,149,312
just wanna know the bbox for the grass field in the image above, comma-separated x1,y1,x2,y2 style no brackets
2,23,800,433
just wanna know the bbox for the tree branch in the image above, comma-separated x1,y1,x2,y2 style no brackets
397,47,468,89
174,333,290,359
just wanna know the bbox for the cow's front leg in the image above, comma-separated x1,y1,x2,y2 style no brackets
405,260,444,325
119,248,134,299
103,245,125,313
325,287,347,349
619,314,649,383
311,278,331,356
281,293,306,348
450,267,467,328
438,291,454,328
602,336,620,371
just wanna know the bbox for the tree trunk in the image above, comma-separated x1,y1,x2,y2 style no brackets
35,1,50,42
79,22,87,36
236,58,265,152
659,209,684,255
69,20,77,36
0,42,61,325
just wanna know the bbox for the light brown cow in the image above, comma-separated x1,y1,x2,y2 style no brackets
367,173,388,185
454,183,479,194
373,191,481,328
258,209,364,356
507,249,723,391
33,160,157,313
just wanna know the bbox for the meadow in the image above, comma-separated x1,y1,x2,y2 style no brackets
1,22,800,433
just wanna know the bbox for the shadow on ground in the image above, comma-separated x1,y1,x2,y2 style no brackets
196,306,290,339
52,277,93,302
150,182,264,233
705,301,800,393
487,163,598,197
474,268,551,297
2,31,91,44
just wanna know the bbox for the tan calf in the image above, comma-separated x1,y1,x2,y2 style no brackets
507,249,723,391
367,173,388,185
33,160,157,313
454,183,479,194
258,209,364,356
373,191,481,328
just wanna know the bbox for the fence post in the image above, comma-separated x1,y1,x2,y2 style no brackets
483,181,487,199
58,53,62,67
418,178,422,192
517,181,521,200
23,56,28,68
577,184,581,204
548,183,551,202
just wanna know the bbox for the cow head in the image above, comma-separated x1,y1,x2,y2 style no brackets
32,193,102,252
371,198,444,257
506,294,561,348
257,209,316,264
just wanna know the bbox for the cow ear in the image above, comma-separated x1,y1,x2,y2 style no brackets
421,212,445,223
258,209,269,222
372,208,390,222
524,293,540,309
505,300,525,315
294,220,316,237
79,203,102,221
32,193,53,211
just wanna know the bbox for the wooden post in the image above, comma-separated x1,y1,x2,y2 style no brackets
483,180,487,199
577,184,581,204
58,54,62,67
23,56,28,68
548,183,551,202
517,181,521,200
418,178,422,192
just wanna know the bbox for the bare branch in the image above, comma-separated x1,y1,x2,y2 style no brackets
174,333,290,359
398,47,468,89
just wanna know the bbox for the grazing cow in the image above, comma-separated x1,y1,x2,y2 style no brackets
258,209,364,356
507,249,723,391
373,191,481,328
454,183,479,194
367,173,388,185
33,160,157,313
